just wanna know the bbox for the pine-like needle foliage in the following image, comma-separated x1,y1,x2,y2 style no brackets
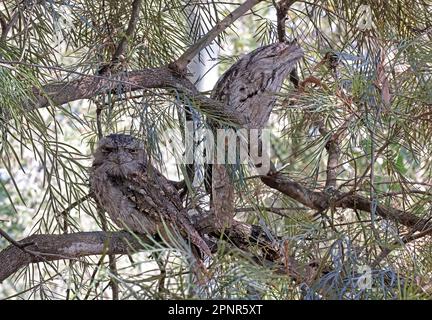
0,0,431,300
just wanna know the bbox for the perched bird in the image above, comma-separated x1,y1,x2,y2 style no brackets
205,41,304,227
90,133,211,257
211,40,303,128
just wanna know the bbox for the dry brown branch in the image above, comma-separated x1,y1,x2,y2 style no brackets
275,0,297,42
261,171,432,234
0,231,151,283
98,0,142,75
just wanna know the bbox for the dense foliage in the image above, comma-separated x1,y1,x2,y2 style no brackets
0,0,431,300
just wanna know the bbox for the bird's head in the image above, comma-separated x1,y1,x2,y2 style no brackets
244,40,303,72
92,134,147,178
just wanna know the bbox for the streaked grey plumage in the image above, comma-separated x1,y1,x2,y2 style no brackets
206,41,303,227
90,134,211,256
211,41,303,127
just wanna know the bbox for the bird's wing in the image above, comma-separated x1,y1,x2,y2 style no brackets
126,167,211,256
114,171,178,224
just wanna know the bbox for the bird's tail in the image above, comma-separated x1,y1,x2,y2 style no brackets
178,213,212,257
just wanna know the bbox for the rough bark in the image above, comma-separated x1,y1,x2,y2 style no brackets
23,66,245,125
0,226,317,284
261,171,432,233
0,231,152,283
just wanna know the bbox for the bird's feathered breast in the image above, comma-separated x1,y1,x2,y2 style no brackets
90,134,211,256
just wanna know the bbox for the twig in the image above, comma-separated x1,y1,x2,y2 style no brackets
98,0,142,75
56,194,92,219
372,227,432,268
274,0,296,42
96,208,119,300
0,10,19,42
83,255,107,300
0,226,34,249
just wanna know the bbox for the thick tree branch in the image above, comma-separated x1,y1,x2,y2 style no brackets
261,171,432,234
7,65,247,125
0,224,319,284
32,67,186,109
0,231,151,283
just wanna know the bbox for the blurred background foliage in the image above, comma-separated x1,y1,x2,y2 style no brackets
0,0,431,299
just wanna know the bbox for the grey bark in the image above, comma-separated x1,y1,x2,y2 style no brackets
0,231,150,283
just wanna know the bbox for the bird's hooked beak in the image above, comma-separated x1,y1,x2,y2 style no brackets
280,41,304,61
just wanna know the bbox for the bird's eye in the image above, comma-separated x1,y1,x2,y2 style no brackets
127,148,138,154
101,146,115,153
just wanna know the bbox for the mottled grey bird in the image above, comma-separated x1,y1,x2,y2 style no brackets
90,134,211,256
206,41,304,227
212,41,303,128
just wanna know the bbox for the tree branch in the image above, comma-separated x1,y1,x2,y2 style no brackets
336,193,432,232
0,224,320,285
0,231,151,283
170,0,263,72
0,64,246,125
275,0,296,42
261,171,432,234
317,122,341,190
98,0,142,75
261,172,329,211
0,10,19,43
